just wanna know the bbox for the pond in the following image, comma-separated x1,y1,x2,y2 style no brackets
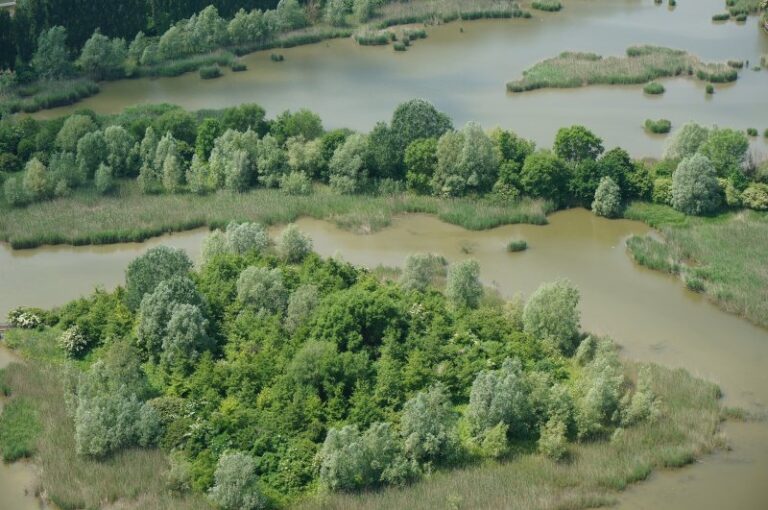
34,0,768,157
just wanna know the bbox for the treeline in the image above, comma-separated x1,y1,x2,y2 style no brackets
2,99,767,214
8,225,661,506
1,0,282,69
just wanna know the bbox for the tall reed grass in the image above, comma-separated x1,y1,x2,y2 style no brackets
0,182,551,249
507,46,737,92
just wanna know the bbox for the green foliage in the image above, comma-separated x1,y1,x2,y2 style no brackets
553,125,604,163
285,284,320,333
446,259,483,309
237,266,288,313
523,279,581,354
330,133,369,194
697,128,749,177
125,245,192,309
95,163,115,195
209,451,266,510
400,253,445,292
643,82,665,94
400,385,457,464
278,224,313,263
507,239,528,252
538,417,568,460
644,119,672,134
77,30,128,80
280,171,313,196
467,358,532,440
520,151,570,207
432,122,499,196
741,183,768,210
663,122,710,160
225,221,270,255
592,176,623,218
671,154,721,215
0,398,41,461
32,26,72,80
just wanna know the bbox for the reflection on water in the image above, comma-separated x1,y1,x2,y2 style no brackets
35,0,768,157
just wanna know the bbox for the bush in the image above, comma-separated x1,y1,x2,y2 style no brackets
318,423,413,491
94,163,115,195
400,385,457,464
592,176,623,218
237,266,288,313
467,358,532,439
209,452,266,510
225,221,270,255
741,183,768,210
7,308,42,329
270,53,285,62
231,63,247,72
199,65,223,79
706,83,714,94
393,42,407,52
280,171,313,195
285,284,320,333
532,1,563,12
278,224,313,263
523,279,581,354
645,119,672,134
400,253,445,292
58,325,89,357
125,246,193,310
671,154,721,215
643,82,665,95
506,239,528,252
652,177,673,205
746,128,758,137
538,417,568,461
446,259,483,309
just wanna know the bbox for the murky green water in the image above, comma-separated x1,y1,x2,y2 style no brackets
1,209,767,508
35,0,768,157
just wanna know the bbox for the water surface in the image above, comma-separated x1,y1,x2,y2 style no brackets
0,210,767,508
35,0,768,157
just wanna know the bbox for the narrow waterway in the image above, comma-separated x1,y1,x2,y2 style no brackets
0,209,766,508
0,346,48,510
34,0,768,157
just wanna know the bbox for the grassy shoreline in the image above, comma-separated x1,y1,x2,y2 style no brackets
0,181,552,249
1,329,726,510
624,202,768,329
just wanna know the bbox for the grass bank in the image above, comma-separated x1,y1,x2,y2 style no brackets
299,362,724,510
2,324,726,510
0,181,552,249
624,202,768,328
507,45,738,92
1,330,211,510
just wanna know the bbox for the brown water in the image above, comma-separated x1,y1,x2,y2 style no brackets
0,346,47,510
35,0,768,157
1,209,767,507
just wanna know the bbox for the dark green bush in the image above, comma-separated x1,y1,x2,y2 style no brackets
507,239,528,252
643,82,665,94
532,1,563,12
270,53,285,62
746,128,758,137
645,119,672,134
231,63,247,72
712,13,730,21
199,65,222,80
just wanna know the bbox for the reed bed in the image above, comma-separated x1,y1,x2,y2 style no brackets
625,203,768,328
507,46,737,92
0,182,551,249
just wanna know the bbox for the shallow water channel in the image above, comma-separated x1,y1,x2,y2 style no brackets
35,0,768,157
0,209,767,508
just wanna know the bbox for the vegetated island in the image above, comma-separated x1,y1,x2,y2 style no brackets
0,225,728,510
506,45,738,93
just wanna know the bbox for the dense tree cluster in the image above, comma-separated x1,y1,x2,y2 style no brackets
29,223,661,507
2,101,765,217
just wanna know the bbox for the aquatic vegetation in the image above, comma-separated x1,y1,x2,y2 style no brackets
532,1,563,12
643,82,665,94
645,119,672,134
507,46,737,92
